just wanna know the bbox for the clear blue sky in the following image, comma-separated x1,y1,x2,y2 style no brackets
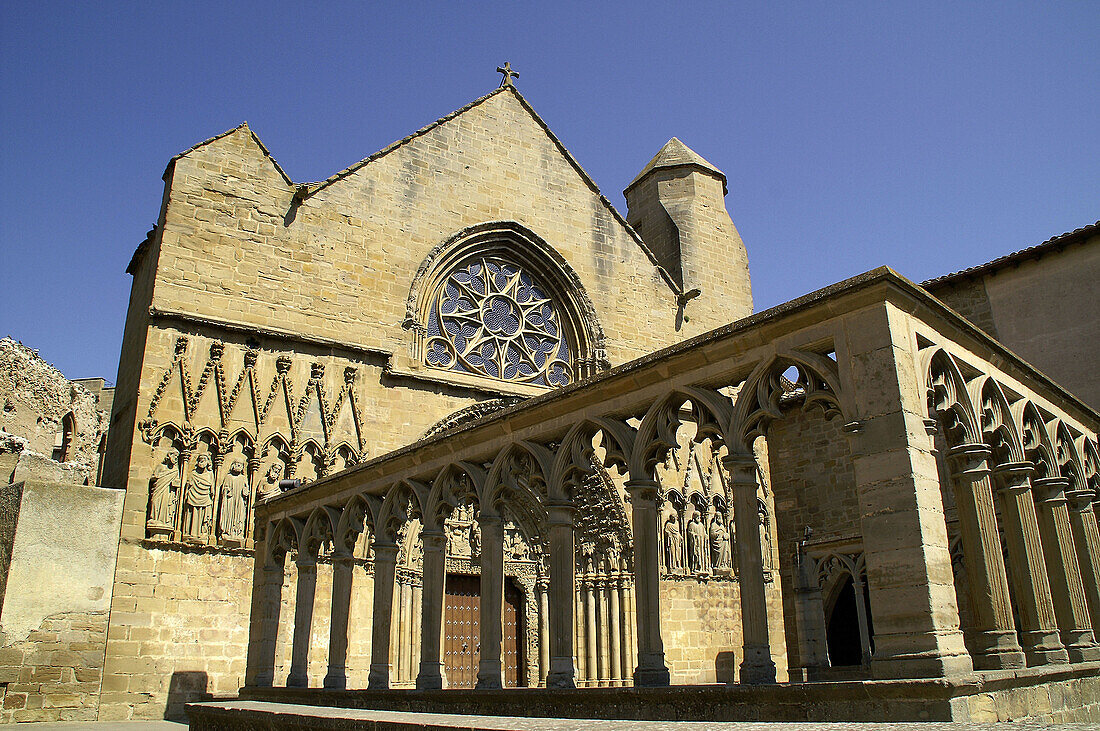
1,1,1096,382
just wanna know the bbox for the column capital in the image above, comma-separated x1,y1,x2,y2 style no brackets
946,442,993,479
478,513,504,530
624,478,660,501
1066,489,1098,514
1033,476,1070,505
421,529,447,551
373,541,399,562
546,500,575,526
295,551,318,569
722,453,758,486
991,460,1035,493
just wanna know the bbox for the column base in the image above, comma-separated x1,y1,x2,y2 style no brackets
1061,630,1100,663
416,661,446,690
632,665,670,687
870,634,974,679
546,657,577,689
322,671,346,689
251,672,274,688
739,653,777,685
968,629,1026,670
366,664,390,690
1019,629,1070,666
476,660,503,689
286,672,308,688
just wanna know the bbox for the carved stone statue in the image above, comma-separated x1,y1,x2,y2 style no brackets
257,463,283,502
147,448,181,530
710,517,731,570
469,520,481,557
182,453,214,540
663,514,683,572
688,513,708,573
218,459,249,542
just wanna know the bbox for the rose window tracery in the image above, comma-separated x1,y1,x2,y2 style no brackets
425,257,573,387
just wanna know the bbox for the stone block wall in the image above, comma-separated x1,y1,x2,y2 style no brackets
764,405,859,672
0,482,124,724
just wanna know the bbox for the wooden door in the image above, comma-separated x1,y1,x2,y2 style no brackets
443,574,480,689
443,574,527,688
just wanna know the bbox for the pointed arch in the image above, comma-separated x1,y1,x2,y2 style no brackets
334,494,376,557
924,349,982,446
377,480,426,543
1016,401,1058,479
405,221,609,385
973,377,1025,464
1081,437,1100,494
300,506,338,561
486,441,555,506
1054,422,1087,491
633,386,734,480
732,350,844,452
266,517,302,564
424,462,485,526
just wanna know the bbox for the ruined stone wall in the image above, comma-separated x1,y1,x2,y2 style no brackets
0,339,108,485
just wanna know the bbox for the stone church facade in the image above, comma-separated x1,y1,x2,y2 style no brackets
1,81,1098,724
91,84,774,719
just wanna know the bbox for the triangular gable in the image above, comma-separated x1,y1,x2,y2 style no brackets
299,86,680,294
164,122,293,186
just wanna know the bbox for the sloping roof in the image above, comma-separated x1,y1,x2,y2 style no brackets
924,221,1100,288
297,84,681,293
162,122,293,185
625,137,727,194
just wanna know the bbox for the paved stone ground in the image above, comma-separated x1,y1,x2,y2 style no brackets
13,723,185,730
184,701,1100,729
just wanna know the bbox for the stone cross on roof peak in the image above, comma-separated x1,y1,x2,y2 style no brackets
497,62,519,88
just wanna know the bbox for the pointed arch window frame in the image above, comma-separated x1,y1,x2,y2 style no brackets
405,222,609,391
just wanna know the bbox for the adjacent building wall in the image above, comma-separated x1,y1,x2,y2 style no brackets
925,226,1099,410
0,482,124,723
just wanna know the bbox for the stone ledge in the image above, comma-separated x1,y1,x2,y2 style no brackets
232,662,1100,723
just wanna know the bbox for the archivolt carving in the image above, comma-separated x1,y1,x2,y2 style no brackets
420,397,522,439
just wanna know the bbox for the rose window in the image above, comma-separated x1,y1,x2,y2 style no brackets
425,257,573,387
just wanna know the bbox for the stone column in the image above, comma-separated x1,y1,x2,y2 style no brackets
850,571,873,667
477,515,505,689
840,304,971,679
609,576,622,685
624,479,671,686
574,580,586,684
991,462,1068,665
286,553,317,687
944,443,1025,669
537,579,550,686
394,576,408,683
1067,487,1100,638
244,535,285,687
416,529,448,689
584,575,598,683
1033,476,1100,661
368,542,398,689
597,579,610,686
411,577,423,680
323,553,355,689
545,502,577,688
723,456,776,683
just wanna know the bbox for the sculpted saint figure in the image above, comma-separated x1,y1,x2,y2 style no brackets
218,460,250,541
257,463,283,502
688,513,708,573
148,448,181,528
183,454,214,540
469,520,481,557
710,517,731,569
663,514,683,572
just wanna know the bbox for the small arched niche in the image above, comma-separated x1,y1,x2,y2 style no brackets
405,222,608,388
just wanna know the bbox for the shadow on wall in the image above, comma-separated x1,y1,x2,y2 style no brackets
165,670,210,721
715,651,736,684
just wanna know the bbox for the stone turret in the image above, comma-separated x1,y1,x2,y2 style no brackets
624,138,753,329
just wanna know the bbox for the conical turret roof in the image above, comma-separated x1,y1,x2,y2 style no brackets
625,137,727,194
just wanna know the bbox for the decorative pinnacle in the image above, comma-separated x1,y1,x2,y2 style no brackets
497,62,519,88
